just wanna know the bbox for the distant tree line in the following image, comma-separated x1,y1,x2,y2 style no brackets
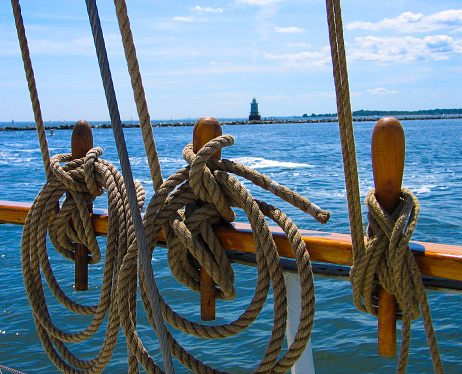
303,108,462,117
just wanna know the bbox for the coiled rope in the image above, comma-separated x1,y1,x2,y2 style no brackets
119,135,329,373
13,0,331,372
325,0,443,372
21,148,145,373
353,189,443,372
84,0,175,372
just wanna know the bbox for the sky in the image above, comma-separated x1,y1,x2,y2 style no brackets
1,0,462,121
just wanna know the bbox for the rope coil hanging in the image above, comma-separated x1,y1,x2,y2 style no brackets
13,0,445,372
325,0,443,372
120,134,329,373
21,146,145,373
13,0,330,372
20,129,330,374
351,189,443,373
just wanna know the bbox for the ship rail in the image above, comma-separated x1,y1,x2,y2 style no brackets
2,200,461,292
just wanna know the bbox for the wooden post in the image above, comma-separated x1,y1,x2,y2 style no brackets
193,116,222,321
71,120,93,291
371,117,405,357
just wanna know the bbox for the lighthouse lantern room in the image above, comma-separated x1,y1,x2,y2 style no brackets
249,98,261,121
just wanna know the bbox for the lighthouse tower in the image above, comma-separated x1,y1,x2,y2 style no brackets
249,98,261,121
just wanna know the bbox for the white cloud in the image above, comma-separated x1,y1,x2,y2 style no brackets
237,0,282,5
174,16,194,22
261,94,289,100
193,6,224,13
367,88,399,95
349,35,462,63
347,10,462,33
275,26,305,33
298,92,336,100
288,42,311,48
264,47,331,67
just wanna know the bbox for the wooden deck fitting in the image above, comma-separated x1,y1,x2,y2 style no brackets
71,120,93,291
371,117,405,357
192,116,222,321
1,200,461,284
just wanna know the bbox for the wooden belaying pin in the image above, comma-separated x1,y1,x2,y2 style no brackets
71,120,93,291
371,116,405,357
193,116,222,321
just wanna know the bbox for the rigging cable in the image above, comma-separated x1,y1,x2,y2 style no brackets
84,0,175,373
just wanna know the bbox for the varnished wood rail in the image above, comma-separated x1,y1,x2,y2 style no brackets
1,200,461,283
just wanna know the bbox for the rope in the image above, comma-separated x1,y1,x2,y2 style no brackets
21,147,144,373
351,189,443,373
113,0,164,192
325,0,365,266
108,1,329,371
0,364,27,374
325,0,443,372
10,0,51,180
121,135,327,373
84,0,175,373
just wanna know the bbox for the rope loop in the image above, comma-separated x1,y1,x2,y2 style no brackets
185,134,236,222
125,135,330,373
84,147,106,197
47,147,114,264
21,145,146,373
350,188,443,373
351,188,420,318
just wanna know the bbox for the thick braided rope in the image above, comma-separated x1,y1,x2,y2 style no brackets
103,1,326,370
112,0,163,191
21,147,144,374
350,189,443,373
115,135,324,373
325,1,443,373
10,0,52,180
325,0,365,261
84,0,175,372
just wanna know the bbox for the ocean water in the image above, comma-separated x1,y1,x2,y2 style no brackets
0,119,461,373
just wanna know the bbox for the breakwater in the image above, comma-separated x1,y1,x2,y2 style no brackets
1,115,460,131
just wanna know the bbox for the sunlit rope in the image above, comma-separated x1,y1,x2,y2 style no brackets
325,0,443,373
10,0,51,180
121,135,328,373
21,148,145,373
84,0,175,372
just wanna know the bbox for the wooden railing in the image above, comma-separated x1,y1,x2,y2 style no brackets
2,199,461,283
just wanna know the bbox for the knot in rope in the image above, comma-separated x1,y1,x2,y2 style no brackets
351,188,421,318
142,134,330,302
185,134,236,222
47,147,131,264
21,145,146,373
367,188,422,319
350,188,443,373
118,134,331,373
50,147,105,196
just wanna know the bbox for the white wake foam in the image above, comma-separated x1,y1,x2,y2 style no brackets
232,157,313,169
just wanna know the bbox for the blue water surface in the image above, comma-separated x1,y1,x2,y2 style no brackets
0,119,461,373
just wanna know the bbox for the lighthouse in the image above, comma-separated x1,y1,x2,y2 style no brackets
249,97,261,121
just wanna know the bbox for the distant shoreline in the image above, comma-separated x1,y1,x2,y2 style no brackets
1,114,461,131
